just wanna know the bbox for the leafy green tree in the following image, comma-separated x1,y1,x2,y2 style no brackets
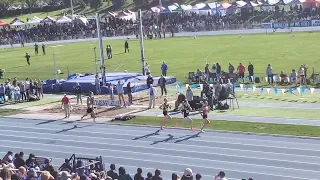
90,0,101,9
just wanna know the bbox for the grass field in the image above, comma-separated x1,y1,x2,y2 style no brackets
112,116,320,137
0,32,320,83
0,109,26,116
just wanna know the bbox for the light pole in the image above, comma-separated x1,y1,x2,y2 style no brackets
94,47,98,74
70,0,74,17
138,9,146,75
53,50,58,79
96,13,106,86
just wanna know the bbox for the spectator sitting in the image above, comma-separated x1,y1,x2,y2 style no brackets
11,173,21,180
59,171,72,180
151,169,162,180
0,167,12,180
118,167,132,180
2,151,13,162
195,174,201,180
26,168,38,180
107,164,119,180
172,173,181,180
145,172,152,180
134,168,144,180
41,171,54,180
42,159,54,175
26,154,38,168
14,152,25,169
19,167,27,179
60,159,72,172
181,168,193,180
214,171,227,180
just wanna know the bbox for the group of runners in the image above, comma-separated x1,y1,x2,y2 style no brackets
62,93,210,132
159,98,210,133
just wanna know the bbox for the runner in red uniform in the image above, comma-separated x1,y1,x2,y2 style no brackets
200,101,210,133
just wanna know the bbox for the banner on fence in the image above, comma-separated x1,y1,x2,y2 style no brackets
261,20,319,29
312,20,320,26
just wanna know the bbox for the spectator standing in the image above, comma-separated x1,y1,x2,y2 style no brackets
147,75,154,88
116,80,126,107
237,63,245,83
161,62,168,76
26,168,38,180
127,82,134,105
145,173,152,180
42,44,46,55
107,164,119,180
266,64,273,85
186,86,193,102
145,63,151,75
42,159,54,175
60,159,72,172
290,69,297,83
214,171,227,180
75,83,82,105
61,94,71,118
181,168,193,180
216,63,221,80
228,63,234,74
20,82,26,101
118,167,132,180
124,41,129,53
134,168,144,180
95,74,101,95
248,62,254,82
158,75,167,96
151,169,162,180
298,66,306,85
25,78,30,101
34,43,39,55
109,45,113,59
204,64,210,75
14,152,25,169
195,69,202,83
37,79,43,99
148,84,157,109
14,84,20,103
25,53,31,65
212,64,217,81
0,167,12,180
0,84,5,101
25,154,38,168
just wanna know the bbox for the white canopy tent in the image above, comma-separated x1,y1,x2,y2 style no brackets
41,16,56,23
56,16,72,24
11,20,25,26
27,16,42,25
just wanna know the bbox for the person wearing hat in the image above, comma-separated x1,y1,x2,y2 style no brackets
181,168,193,180
26,168,38,180
147,84,157,109
107,164,118,180
61,94,71,118
59,171,72,180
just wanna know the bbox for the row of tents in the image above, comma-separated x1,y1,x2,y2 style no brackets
150,0,320,13
0,15,89,27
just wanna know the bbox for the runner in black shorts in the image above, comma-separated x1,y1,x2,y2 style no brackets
175,100,194,131
81,91,96,122
160,98,172,130
200,101,210,133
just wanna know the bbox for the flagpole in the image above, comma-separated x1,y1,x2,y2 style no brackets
96,13,106,86
138,9,146,75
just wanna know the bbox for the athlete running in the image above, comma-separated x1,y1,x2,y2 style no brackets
200,101,210,133
175,100,194,131
80,91,96,122
160,98,172,130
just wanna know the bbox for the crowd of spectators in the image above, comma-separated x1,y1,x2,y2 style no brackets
0,5,320,45
1,151,256,180
0,77,43,103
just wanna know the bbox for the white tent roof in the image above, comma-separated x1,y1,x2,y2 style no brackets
27,17,41,24
285,0,305,5
237,1,248,7
11,20,25,26
56,16,72,24
41,16,56,23
192,3,206,10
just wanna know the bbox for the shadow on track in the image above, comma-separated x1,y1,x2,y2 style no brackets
36,118,65,125
132,130,160,140
150,134,189,145
55,124,93,134
174,132,201,143
60,119,82,125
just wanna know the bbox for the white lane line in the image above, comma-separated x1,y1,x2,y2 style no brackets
0,139,319,175
0,119,318,147
0,130,318,163
0,144,316,180
1,132,319,166
0,151,237,180
0,124,319,152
